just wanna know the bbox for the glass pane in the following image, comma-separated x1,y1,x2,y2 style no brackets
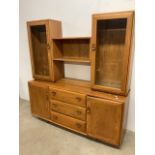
31,25,49,76
95,19,127,88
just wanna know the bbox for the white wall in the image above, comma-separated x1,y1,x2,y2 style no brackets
19,0,135,131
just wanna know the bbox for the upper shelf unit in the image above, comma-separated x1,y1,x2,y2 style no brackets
52,37,90,64
91,11,134,95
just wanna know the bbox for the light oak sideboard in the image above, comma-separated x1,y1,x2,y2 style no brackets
27,11,134,147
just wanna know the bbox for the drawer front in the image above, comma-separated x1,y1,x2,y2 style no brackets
49,88,86,107
51,111,86,133
50,100,86,121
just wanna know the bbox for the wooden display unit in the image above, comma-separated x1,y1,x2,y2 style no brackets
27,11,134,147
27,19,62,81
91,11,134,95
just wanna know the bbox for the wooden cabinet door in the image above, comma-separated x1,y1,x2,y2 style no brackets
28,82,50,120
91,11,134,95
87,96,124,146
27,20,52,81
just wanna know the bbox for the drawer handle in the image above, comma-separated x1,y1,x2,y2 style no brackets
51,91,56,96
76,123,82,128
53,115,58,120
76,110,82,115
75,97,81,102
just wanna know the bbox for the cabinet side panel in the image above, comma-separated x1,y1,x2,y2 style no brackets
49,20,63,81
49,20,62,38
126,15,135,92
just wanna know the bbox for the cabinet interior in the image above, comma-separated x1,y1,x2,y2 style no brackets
53,37,90,62
30,25,49,76
52,37,90,81
95,18,127,89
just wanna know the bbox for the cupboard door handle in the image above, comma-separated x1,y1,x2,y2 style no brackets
76,97,81,102
87,107,91,114
76,110,82,115
51,91,56,96
76,123,82,128
47,43,50,50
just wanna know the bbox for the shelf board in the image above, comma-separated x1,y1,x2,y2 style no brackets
53,57,90,64
99,28,126,31
52,37,90,40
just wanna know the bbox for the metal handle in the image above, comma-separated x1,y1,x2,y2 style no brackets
76,123,82,128
76,97,81,102
51,91,56,96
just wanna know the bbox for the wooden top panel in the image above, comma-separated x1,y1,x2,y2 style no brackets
92,11,134,18
27,19,61,24
29,79,126,103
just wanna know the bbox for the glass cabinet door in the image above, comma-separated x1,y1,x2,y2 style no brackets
95,19,127,88
30,24,50,77
30,25,49,76
91,12,134,95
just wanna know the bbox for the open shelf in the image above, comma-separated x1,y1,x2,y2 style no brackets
52,37,90,62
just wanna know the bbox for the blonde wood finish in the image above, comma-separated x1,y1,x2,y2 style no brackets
27,19,62,81
53,37,90,40
49,87,86,107
27,12,134,147
91,11,134,95
50,79,126,103
126,16,135,93
29,79,126,102
53,58,90,64
52,38,90,63
51,37,90,81
95,29,126,88
53,61,64,82
87,96,124,146
50,99,86,121
28,81,50,120
28,80,127,146
51,111,86,133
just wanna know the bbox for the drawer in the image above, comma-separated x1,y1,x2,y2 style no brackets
50,100,86,121
51,111,86,133
49,88,86,107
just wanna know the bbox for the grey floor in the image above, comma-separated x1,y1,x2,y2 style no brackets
19,99,135,155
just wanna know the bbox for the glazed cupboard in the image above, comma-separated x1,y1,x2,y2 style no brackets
27,11,134,147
